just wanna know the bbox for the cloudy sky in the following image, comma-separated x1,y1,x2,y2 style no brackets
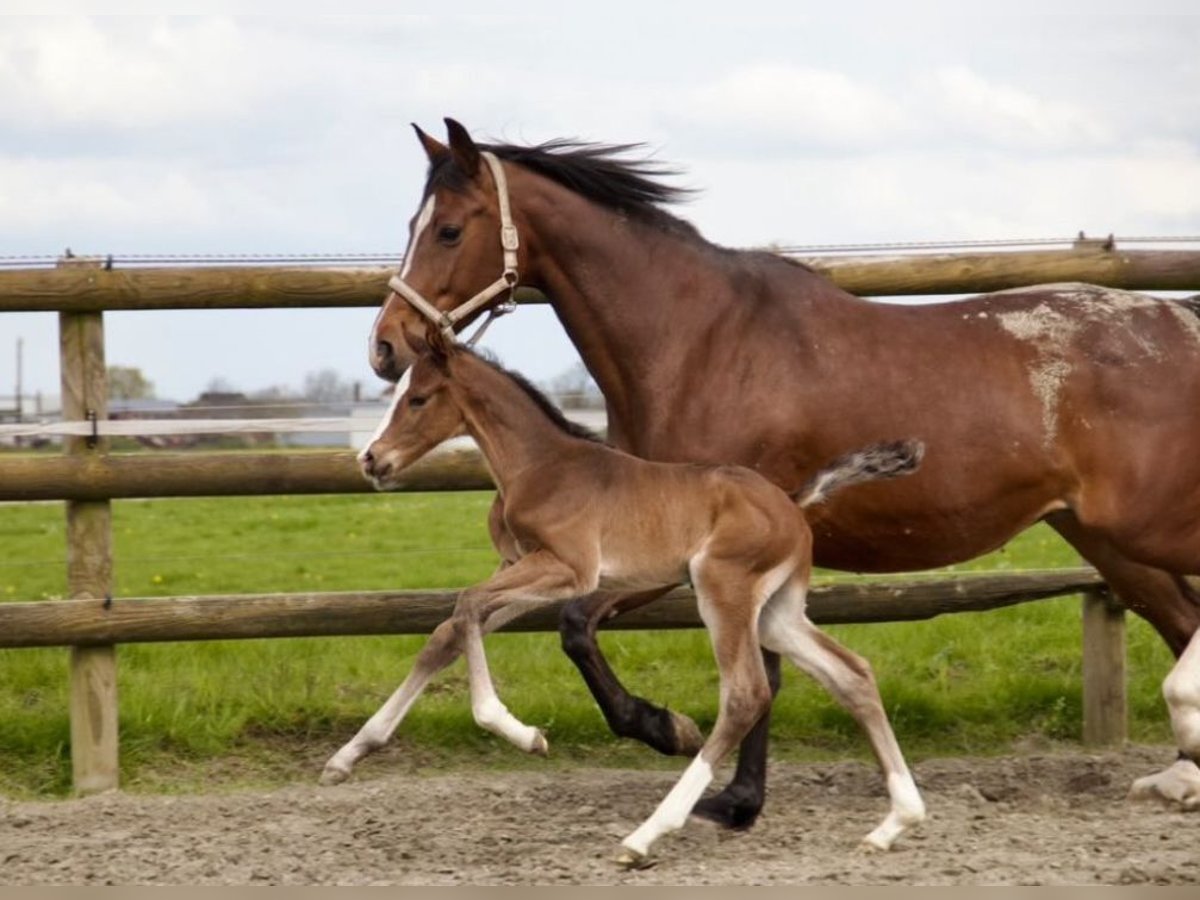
2,7,1199,404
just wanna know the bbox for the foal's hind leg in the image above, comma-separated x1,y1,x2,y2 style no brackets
618,568,774,865
758,576,924,850
1047,512,1200,808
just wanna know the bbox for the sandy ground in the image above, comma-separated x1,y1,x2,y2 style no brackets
1,744,1197,886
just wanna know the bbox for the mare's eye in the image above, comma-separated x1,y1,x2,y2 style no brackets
437,225,462,245
408,395,427,409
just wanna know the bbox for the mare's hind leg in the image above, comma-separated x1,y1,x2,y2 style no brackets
758,576,924,850
1047,511,1200,808
561,588,778,830
559,589,705,755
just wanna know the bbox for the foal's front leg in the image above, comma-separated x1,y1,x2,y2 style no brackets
320,551,592,783
458,550,598,755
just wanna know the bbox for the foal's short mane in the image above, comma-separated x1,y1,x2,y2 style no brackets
428,138,703,241
460,347,605,444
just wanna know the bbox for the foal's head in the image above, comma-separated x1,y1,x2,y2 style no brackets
359,328,468,490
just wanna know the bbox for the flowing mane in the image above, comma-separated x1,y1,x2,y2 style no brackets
427,138,702,241
465,346,605,444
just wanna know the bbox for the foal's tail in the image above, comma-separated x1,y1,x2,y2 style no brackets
793,439,925,509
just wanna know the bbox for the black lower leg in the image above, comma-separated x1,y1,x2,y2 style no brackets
559,593,690,756
691,649,782,829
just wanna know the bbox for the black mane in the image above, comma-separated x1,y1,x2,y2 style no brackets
429,138,701,240
465,347,605,444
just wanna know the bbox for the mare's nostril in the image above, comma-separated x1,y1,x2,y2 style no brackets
375,340,394,365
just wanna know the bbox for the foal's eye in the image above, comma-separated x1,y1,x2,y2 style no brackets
437,225,462,245
408,395,427,409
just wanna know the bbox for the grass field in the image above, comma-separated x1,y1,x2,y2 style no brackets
0,489,1179,798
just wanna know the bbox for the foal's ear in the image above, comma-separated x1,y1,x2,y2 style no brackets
444,117,481,178
412,123,450,165
423,321,454,369
401,327,430,359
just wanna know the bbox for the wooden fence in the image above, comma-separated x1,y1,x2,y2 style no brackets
2,243,1198,794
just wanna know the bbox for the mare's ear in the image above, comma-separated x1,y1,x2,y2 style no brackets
444,117,481,178
412,123,450,165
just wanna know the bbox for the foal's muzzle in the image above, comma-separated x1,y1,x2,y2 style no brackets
358,447,395,488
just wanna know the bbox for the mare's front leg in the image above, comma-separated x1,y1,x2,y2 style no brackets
559,589,705,757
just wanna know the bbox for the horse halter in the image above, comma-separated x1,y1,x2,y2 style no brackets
387,151,519,347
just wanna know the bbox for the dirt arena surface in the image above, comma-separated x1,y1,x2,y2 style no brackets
1,744,1197,886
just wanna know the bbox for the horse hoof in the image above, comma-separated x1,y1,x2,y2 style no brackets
319,764,350,786
670,711,705,756
530,729,550,756
860,834,891,852
614,847,655,870
1128,759,1200,810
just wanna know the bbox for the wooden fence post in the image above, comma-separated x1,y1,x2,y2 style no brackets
1081,587,1127,746
59,292,119,793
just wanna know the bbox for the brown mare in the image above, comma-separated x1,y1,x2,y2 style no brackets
364,119,1200,825
321,326,927,864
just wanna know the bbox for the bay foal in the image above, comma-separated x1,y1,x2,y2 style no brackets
322,328,926,864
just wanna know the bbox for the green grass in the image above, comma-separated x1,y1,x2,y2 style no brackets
0,490,1179,798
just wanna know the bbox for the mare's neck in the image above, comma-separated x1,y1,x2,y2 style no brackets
509,170,850,450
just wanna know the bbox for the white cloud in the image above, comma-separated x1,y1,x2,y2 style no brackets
926,65,1112,151
0,17,271,129
676,64,908,152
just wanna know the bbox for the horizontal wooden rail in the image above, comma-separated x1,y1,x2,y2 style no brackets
0,568,1106,648
1,248,1197,313
0,446,493,501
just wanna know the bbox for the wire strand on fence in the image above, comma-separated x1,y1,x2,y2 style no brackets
3,235,1199,269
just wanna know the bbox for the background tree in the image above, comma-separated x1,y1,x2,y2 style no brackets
107,365,155,401
543,360,603,409
303,368,356,403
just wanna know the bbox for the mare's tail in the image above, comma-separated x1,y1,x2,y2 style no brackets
793,439,925,509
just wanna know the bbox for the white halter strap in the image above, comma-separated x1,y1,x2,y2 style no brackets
387,151,519,345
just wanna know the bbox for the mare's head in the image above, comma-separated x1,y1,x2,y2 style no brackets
359,327,467,490
370,118,523,381
369,117,692,381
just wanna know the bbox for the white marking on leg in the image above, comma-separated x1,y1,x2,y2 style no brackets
1163,630,1200,756
863,771,926,851
1129,629,1200,809
321,661,434,784
465,617,547,754
621,755,714,861
472,695,547,754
